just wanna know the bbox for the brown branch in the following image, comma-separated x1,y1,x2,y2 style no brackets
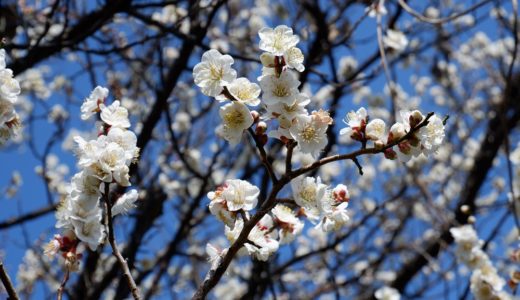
103,183,141,300
0,260,19,300
290,112,435,179
192,113,436,299
248,128,278,184
57,269,70,300
0,204,57,230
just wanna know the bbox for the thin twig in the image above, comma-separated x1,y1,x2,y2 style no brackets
285,141,296,175
103,183,142,300
0,261,19,300
57,269,70,300
248,128,278,184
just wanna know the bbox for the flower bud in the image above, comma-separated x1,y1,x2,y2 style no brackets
256,121,267,135
389,123,406,142
409,110,424,128
384,148,397,160
251,110,260,123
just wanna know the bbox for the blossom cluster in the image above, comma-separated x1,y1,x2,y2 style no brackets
340,108,445,162
46,86,140,269
193,25,331,158
206,176,350,262
194,25,445,266
0,48,21,144
450,225,511,300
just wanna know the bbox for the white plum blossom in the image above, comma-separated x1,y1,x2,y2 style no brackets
420,114,445,155
225,77,261,106
220,179,260,212
318,201,349,232
383,29,408,52
365,119,386,141
289,113,330,158
260,71,300,105
272,205,304,243
259,25,300,56
266,93,310,121
106,127,139,164
243,215,279,261
291,176,327,221
80,86,108,120
193,49,237,97
207,180,260,226
219,101,254,145
112,189,139,216
225,216,279,261
100,100,131,129
70,211,105,251
283,47,305,72
339,107,367,137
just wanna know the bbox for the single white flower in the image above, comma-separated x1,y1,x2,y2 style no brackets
420,114,445,155
339,107,367,137
112,189,138,216
106,127,139,164
266,93,310,121
219,101,254,145
318,201,349,232
283,47,305,72
100,100,131,129
289,114,328,158
272,204,304,244
98,142,127,179
291,176,327,221
259,25,300,56
70,210,105,251
81,86,109,120
260,72,300,105
366,119,386,141
226,77,261,106
243,215,279,261
74,136,105,169
383,29,408,52
193,49,237,97
220,179,260,211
